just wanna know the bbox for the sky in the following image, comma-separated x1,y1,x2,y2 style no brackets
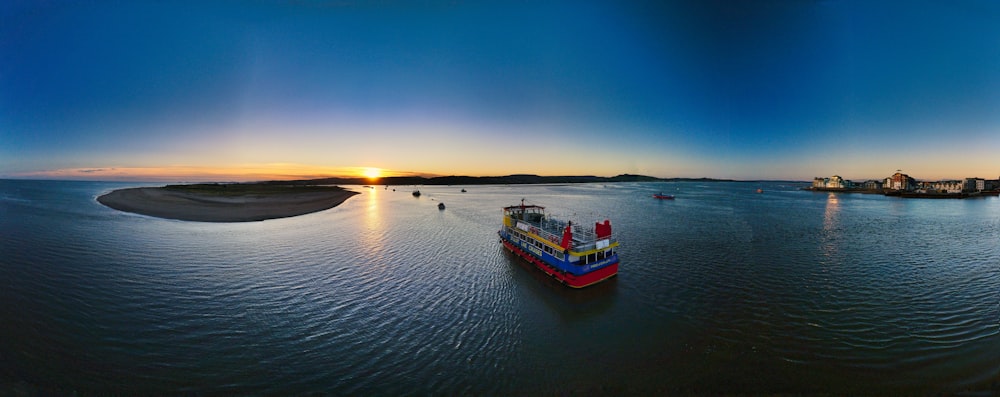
2,0,999,182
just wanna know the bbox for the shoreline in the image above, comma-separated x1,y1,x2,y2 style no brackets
97,185,359,222
804,187,884,195
804,186,1000,198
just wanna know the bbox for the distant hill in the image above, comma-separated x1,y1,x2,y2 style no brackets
260,174,733,186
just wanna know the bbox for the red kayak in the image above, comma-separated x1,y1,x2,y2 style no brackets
653,194,674,200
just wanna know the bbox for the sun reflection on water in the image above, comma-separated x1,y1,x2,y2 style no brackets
361,187,385,260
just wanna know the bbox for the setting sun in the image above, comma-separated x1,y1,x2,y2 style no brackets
362,167,382,179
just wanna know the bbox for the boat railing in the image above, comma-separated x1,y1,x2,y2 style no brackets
572,223,617,250
572,223,598,241
509,214,614,251
513,217,564,246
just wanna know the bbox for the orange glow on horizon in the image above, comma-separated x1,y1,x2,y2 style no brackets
14,164,421,182
362,167,382,180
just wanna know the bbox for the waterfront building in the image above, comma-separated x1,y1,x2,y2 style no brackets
885,172,915,191
965,178,985,192
931,180,963,194
813,175,854,189
861,180,883,190
827,175,850,189
986,179,1000,191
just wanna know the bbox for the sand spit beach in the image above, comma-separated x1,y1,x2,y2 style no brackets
97,184,359,222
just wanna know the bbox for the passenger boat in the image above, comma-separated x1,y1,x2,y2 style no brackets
653,193,674,200
498,200,619,288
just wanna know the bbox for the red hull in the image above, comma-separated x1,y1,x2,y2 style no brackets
502,240,618,288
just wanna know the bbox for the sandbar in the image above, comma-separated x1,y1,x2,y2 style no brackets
97,184,359,222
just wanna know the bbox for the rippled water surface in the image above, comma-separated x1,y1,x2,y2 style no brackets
1,180,998,394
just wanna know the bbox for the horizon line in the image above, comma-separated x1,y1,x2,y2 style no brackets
4,164,998,184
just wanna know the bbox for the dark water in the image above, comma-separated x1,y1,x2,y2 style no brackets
1,180,997,394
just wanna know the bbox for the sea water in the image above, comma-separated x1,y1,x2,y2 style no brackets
1,180,997,394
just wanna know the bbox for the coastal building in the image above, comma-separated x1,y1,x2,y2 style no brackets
861,180,883,190
930,180,963,194
813,175,854,189
986,179,1000,191
965,178,985,193
828,175,849,189
884,172,916,191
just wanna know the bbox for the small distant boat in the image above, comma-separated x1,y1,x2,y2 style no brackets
412,190,421,197
653,193,674,200
438,202,446,210
461,188,467,193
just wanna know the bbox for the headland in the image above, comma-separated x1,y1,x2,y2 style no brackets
97,183,358,222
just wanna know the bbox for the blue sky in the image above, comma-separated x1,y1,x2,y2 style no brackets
2,0,999,181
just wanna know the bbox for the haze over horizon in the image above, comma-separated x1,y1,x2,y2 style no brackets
3,1,999,182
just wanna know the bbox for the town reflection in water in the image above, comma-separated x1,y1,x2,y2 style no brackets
821,193,840,257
